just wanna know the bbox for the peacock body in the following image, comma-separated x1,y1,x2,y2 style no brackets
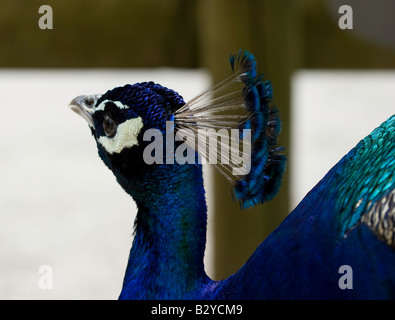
69,51,395,299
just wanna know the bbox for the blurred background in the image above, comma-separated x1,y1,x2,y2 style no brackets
1,0,395,299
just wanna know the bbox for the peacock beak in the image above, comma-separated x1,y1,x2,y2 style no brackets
69,94,101,127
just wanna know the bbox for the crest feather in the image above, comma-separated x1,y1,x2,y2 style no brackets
175,50,286,208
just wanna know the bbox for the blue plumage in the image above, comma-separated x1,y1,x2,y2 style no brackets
69,50,395,299
229,51,286,208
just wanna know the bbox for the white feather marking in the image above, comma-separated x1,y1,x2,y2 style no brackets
96,99,129,112
97,117,144,154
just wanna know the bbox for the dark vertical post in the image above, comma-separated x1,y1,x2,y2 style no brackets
198,0,303,279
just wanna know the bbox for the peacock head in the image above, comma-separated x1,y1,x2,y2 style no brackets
69,51,287,208
69,82,189,196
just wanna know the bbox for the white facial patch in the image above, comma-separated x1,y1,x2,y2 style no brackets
97,117,144,154
95,99,128,112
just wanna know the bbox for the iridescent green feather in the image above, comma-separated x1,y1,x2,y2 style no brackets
332,115,395,244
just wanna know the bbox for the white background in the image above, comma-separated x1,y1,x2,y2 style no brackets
291,71,395,209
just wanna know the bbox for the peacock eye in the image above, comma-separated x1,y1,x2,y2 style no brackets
103,113,117,138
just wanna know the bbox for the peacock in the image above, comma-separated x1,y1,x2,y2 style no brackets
69,50,395,299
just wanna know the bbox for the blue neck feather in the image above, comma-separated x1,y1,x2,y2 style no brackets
118,162,209,299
